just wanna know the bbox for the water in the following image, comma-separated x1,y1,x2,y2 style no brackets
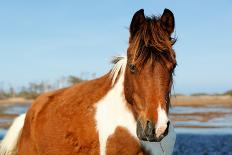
171,106,232,114
174,134,232,155
0,104,28,115
0,128,6,140
0,104,232,154
172,106,232,154
3,105,29,115
0,104,29,140
170,106,232,134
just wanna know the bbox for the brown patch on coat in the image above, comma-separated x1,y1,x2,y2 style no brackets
18,74,112,155
106,127,149,155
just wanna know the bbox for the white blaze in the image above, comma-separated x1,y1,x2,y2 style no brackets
155,105,169,138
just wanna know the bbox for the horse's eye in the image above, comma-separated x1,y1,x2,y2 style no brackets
129,64,136,73
169,37,177,46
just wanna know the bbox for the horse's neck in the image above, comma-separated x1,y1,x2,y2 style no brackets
95,71,137,155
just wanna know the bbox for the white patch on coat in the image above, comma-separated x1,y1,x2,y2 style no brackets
95,57,137,155
110,56,127,85
155,105,169,138
0,113,26,155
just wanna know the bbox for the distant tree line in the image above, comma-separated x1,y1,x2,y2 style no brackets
0,75,85,100
224,90,232,96
1,74,232,100
191,90,232,96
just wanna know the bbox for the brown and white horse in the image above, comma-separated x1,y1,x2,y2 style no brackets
0,8,177,155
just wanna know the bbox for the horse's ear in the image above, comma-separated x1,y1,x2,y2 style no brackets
130,9,145,37
160,8,175,36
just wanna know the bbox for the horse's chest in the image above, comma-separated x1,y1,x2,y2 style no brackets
94,84,137,155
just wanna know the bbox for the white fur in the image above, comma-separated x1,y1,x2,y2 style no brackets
0,113,26,155
95,58,137,155
155,105,169,138
110,56,127,85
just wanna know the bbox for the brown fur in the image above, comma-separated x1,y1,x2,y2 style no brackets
106,127,148,155
18,74,112,155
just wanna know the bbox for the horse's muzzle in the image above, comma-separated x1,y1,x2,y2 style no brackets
136,120,170,142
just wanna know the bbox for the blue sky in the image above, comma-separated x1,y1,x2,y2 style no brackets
0,1,232,94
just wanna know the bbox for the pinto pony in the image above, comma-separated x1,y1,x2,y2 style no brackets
0,9,177,155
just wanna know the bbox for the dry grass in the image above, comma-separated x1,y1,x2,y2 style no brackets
1,95,232,107
0,97,32,105
171,95,232,107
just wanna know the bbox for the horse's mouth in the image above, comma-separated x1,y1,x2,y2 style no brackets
137,122,170,142
138,132,168,142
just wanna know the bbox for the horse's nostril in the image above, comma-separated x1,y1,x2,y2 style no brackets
147,120,153,129
163,121,170,136
159,134,164,139
144,120,155,138
168,121,170,126
136,120,147,141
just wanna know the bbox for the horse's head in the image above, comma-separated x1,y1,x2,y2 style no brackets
124,9,176,142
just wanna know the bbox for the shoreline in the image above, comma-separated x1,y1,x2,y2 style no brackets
0,97,33,105
0,95,232,107
171,95,232,107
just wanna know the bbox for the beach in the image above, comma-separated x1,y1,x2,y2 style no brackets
1,95,232,107
0,96,232,154
171,95,232,107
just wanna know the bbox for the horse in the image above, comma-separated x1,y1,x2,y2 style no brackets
0,8,177,155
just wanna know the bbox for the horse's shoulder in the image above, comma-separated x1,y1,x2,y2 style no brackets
25,88,67,121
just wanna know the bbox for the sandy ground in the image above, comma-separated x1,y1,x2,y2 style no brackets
0,96,232,154
171,95,232,107
0,97,33,105
0,95,232,107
